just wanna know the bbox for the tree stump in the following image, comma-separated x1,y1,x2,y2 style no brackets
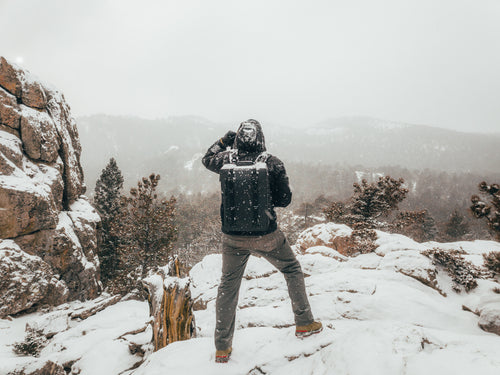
143,258,195,351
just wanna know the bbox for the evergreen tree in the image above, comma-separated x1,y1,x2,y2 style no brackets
112,173,177,292
471,182,500,240
393,209,437,242
422,211,438,241
324,176,408,228
351,176,408,222
444,210,469,240
93,158,124,285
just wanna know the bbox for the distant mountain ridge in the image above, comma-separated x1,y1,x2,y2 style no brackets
77,114,500,194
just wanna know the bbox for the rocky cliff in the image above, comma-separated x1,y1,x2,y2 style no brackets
0,57,101,317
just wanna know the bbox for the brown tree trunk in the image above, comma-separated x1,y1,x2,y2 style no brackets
143,258,196,351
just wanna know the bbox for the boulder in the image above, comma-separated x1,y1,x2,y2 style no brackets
0,86,21,129
44,212,100,300
0,56,47,109
20,106,60,162
0,157,63,238
0,129,23,174
478,295,500,336
0,240,68,317
295,222,355,256
0,56,23,98
14,201,101,302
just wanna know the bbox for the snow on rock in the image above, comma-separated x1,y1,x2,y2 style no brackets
340,252,382,269
0,299,151,375
20,105,60,163
0,159,62,238
0,240,65,317
136,235,500,374
374,230,427,256
377,250,443,295
66,197,100,264
0,84,21,129
2,223,500,374
0,56,86,237
295,222,354,255
0,56,47,109
477,294,500,335
40,210,100,300
139,225,500,374
0,56,100,314
304,245,348,262
423,239,500,267
0,129,23,174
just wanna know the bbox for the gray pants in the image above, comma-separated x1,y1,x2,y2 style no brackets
214,229,314,350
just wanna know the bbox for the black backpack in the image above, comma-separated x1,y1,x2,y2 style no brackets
219,152,272,232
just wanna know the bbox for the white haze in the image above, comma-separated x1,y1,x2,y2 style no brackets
0,0,499,133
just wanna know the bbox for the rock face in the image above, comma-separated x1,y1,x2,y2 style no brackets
0,57,100,317
477,295,500,336
295,222,355,256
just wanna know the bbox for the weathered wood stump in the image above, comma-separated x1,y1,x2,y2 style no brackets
143,258,196,351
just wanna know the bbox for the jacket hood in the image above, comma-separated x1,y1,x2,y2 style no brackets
234,119,266,153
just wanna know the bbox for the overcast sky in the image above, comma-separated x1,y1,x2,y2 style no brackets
1,0,499,133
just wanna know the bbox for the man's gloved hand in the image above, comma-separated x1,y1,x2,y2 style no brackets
219,131,236,148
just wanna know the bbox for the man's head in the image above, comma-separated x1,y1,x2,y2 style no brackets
235,119,266,152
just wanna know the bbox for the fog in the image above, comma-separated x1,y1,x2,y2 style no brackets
1,0,499,133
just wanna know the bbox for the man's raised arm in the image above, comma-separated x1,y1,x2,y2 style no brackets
202,131,236,174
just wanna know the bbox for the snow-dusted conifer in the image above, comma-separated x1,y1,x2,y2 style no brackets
112,174,177,294
394,209,438,242
93,157,124,285
324,176,408,229
444,210,469,240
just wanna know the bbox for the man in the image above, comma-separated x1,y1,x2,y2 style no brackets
202,119,322,363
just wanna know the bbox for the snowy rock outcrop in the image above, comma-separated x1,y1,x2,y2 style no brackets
0,241,68,317
134,229,500,375
295,222,354,255
0,57,100,317
1,226,500,375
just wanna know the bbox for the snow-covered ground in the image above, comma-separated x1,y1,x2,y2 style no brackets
1,228,500,375
0,297,151,375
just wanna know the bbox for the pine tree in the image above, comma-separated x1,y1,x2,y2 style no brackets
471,182,500,240
93,158,124,285
444,210,469,240
324,176,409,228
351,176,408,223
323,176,408,254
112,173,177,292
393,209,437,242
422,211,438,241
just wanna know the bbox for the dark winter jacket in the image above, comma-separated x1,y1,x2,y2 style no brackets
202,120,292,235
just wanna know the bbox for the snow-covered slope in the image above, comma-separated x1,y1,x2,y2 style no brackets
2,228,500,375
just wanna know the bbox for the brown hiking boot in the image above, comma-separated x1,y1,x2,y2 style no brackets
215,347,232,363
295,321,323,338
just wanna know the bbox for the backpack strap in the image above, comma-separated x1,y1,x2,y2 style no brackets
255,151,270,163
226,149,238,164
